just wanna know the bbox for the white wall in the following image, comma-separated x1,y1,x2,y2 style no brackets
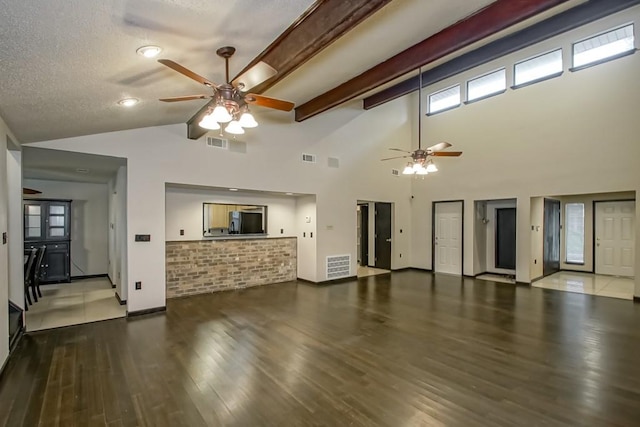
295,195,317,281
23,179,109,276
0,116,20,367
114,166,127,302
165,186,298,241
6,149,22,307
411,7,640,293
473,201,487,275
28,95,413,311
530,197,544,280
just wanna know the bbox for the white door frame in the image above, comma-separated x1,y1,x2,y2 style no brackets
432,200,464,275
594,200,635,277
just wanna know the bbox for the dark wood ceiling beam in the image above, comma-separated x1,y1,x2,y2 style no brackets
187,0,392,140
364,0,640,109
295,0,572,122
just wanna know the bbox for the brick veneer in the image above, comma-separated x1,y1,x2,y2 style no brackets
166,237,297,298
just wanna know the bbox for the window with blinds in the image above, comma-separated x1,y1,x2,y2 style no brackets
565,203,585,264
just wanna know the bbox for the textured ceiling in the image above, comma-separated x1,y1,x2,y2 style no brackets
2,0,581,144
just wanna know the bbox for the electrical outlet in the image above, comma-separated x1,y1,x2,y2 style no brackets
135,281,142,290
281,228,284,234
179,229,184,236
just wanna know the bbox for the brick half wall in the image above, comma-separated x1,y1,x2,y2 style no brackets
166,237,297,298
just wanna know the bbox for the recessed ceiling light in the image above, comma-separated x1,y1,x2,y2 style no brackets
136,45,162,58
286,192,294,196
75,168,90,174
229,188,239,192
118,98,139,107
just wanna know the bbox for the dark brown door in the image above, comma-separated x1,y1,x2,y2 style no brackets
496,208,516,270
543,199,561,276
374,203,392,270
360,205,369,266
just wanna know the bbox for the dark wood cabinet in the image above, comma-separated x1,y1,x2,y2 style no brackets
24,199,72,283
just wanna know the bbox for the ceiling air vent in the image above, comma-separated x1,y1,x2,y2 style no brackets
327,255,350,280
391,169,399,176
302,153,316,163
206,136,229,149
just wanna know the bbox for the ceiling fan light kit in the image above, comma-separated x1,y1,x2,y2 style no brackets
382,67,462,176
157,46,294,137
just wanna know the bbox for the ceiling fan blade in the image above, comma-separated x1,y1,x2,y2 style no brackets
388,148,412,153
426,142,452,152
245,94,294,112
431,151,462,157
159,95,210,102
23,187,42,195
381,155,411,161
158,59,216,87
232,61,277,91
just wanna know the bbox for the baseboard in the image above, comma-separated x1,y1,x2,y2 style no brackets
297,276,358,286
391,267,412,272
127,306,166,317
409,267,433,273
115,292,127,306
71,273,109,281
474,271,488,277
515,281,531,286
531,275,544,283
9,326,24,353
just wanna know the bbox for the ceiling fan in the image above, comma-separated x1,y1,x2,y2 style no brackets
381,67,462,174
382,142,462,163
157,46,294,134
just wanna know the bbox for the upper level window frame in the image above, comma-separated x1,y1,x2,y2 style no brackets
512,48,563,90
464,68,507,104
427,84,461,116
570,23,636,72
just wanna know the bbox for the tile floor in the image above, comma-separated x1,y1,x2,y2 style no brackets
26,277,126,331
476,273,516,284
357,265,390,278
533,271,634,300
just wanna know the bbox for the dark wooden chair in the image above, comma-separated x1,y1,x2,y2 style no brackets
31,246,46,300
24,248,37,309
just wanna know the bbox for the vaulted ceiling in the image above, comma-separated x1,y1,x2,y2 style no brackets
0,0,601,144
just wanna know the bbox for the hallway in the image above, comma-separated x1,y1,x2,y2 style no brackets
25,277,125,331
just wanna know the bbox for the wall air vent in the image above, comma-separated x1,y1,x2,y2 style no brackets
206,136,229,149
328,157,339,168
302,153,316,163
391,169,399,176
327,254,350,280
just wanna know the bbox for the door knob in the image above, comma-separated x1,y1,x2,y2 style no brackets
386,238,392,242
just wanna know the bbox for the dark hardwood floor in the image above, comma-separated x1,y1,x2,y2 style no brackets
1,270,639,426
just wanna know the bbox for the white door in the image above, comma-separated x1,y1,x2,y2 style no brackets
434,201,463,275
595,201,635,277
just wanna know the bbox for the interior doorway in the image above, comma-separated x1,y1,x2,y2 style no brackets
595,200,635,277
474,198,517,279
356,200,392,277
543,198,561,277
433,201,463,275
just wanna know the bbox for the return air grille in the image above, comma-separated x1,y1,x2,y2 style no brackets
327,254,350,280
302,153,316,163
206,137,228,149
